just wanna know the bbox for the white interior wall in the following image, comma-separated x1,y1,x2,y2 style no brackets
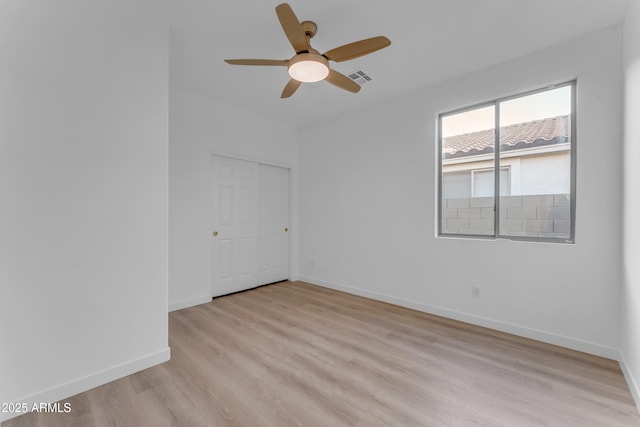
622,0,640,408
169,87,299,311
297,26,623,358
0,1,169,421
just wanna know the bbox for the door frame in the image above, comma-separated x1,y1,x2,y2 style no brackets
210,151,294,298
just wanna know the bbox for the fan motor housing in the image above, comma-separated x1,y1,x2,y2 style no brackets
300,21,317,38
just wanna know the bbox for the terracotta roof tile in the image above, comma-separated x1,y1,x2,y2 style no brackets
443,115,570,159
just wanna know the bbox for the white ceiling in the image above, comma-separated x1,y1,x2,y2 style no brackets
137,0,630,128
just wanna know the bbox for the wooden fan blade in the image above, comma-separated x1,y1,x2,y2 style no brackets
324,69,360,93
224,59,288,66
281,79,302,98
275,3,309,53
323,36,391,62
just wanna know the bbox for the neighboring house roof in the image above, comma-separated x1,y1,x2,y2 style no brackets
443,115,570,159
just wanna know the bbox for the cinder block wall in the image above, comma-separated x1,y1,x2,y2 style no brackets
442,194,570,238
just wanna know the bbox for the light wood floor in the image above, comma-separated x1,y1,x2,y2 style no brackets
4,281,640,426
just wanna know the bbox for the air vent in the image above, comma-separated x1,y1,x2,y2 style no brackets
348,70,372,85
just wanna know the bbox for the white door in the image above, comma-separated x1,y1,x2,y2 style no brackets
257,164,290,285
211,156,258,296
211,156,289,297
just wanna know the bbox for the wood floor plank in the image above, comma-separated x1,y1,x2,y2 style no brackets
4,281,640,426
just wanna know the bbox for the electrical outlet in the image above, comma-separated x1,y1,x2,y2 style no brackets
472,286,480,298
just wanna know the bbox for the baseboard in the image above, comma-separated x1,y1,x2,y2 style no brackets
169,295,212,312
297,275,619,360
0,347,170,423
619,351,640,412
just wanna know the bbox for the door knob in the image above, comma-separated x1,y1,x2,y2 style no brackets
284,228,288,232
213,231,218,237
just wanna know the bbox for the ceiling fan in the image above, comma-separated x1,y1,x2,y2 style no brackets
224,3,391,98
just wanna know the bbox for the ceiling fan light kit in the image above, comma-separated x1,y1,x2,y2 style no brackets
288,53,329,82
224,3,391,98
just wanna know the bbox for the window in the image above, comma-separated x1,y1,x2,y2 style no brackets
438,82,575,242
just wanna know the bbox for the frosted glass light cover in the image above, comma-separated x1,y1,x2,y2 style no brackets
288,54,329,82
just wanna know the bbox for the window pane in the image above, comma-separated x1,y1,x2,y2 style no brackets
441,105,495,236
498,85,572,239
443,171,471,199
473,170,494,197
473,168,510,197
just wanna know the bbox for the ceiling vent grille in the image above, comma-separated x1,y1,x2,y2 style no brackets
348,70,372,85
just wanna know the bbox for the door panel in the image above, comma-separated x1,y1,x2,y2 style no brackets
220,185,233,224
211,156,289,297
219,239,233,280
